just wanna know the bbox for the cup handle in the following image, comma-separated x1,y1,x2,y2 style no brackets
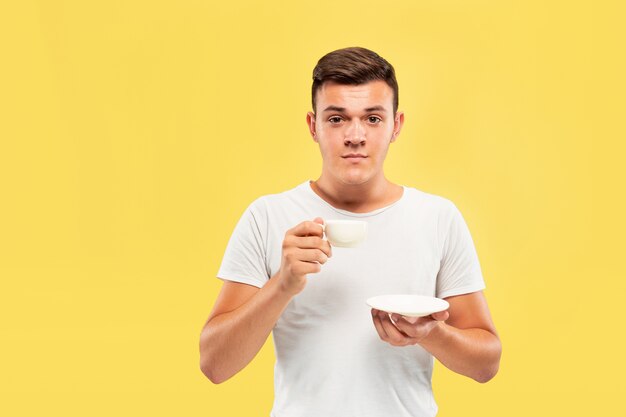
318,222,327,240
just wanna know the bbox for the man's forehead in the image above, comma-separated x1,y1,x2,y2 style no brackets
317,80,393,111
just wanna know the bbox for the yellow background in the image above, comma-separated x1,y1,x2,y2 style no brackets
1,1,623,416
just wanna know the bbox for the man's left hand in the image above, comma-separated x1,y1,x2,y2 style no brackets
371,308,449,347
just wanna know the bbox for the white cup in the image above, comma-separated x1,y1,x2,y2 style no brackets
323,220,367,248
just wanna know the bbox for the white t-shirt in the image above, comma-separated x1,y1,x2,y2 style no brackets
217,181,486,417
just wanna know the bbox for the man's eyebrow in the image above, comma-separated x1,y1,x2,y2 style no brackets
321,105,346,113
364,105,387,112
321,105,387,113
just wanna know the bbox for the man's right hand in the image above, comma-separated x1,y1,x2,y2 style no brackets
277,217,332,295
200,216,331,383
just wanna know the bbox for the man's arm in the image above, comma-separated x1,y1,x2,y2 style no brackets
371,291,501,383
199,278,292,384
199,219,331,384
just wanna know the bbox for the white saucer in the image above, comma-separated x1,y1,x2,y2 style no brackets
366,294,450,317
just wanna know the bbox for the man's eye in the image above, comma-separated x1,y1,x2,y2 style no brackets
368,116,382,123
329,117,342,124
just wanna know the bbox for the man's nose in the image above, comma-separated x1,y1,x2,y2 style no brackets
344,120,366,145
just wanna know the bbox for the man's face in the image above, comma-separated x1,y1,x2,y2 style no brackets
307,80,404,186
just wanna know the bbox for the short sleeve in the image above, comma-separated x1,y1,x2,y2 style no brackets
216,198,270,288
436,203,486,299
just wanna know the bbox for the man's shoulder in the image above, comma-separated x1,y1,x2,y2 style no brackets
254,181,307,201
402,185,457,213
245,181,310,211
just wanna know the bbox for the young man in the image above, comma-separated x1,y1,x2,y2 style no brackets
200,47,501,417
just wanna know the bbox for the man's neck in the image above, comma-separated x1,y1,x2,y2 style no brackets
310,175,403,213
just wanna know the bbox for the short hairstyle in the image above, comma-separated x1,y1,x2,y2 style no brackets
311,47,399,115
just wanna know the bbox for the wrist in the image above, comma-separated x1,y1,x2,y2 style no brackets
420,320,447,345
273,270,302,298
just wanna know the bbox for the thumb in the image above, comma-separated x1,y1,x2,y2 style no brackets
430,310,449,322
313,217,325,226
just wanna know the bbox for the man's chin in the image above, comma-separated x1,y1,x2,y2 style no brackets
338,174,370,186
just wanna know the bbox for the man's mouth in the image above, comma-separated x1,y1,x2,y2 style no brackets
342,154,368,159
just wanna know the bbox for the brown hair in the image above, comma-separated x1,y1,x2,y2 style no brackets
311,47,399,115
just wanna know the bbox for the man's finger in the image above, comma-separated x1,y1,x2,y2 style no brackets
291,220,324,238
430,311,449,321
378,310,410,344
392,316,422,338
296,248,329,264
371,309,390,341
294,236,332,257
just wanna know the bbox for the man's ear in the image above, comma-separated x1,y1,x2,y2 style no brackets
306,111,317,142
390,111,405,143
